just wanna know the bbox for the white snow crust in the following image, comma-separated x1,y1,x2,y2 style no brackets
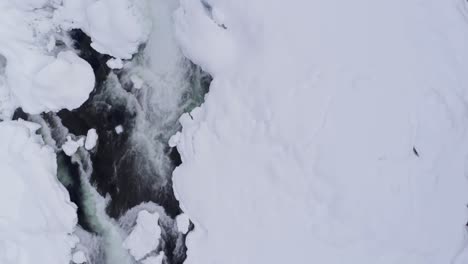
123,210,161,261
62,135,85,156
107,58,124,69
0,1,95,115
72,250,87,264
0,120,77,264
176,213,190,234
115,125,124,134
85,128,98,150
173,0,468,263
0,1,157,264
55,0,152,59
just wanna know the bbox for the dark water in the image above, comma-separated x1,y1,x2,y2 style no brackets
17,29,210,264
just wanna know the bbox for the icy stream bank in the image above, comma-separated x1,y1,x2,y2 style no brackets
1,0,209,263
49,3,209,263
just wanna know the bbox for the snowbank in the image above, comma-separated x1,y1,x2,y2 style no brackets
0,1,95,115
55,0,151,59
123,210,161,261
173,0,468,263
0,120,77,264
32,51,95,112
0,0,149,116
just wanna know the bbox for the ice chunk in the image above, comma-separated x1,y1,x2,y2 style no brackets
62,135,85,156
85,128,98,150
168,132,181,147
72,251,87,264
107,58,124,69
0,3,95,116
115,125,124,134
176,213,190,234
130,74,144,89
123,210,161,261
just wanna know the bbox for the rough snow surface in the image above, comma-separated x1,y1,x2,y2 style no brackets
85,128,98,150
123,210,161,261
32,51,95,112
0,120,77,264
173,0,468,263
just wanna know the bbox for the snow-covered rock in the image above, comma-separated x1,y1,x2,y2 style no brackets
0,1,95,116
107,58,124,69
71,251,87,264
123,210,161,261
176,213,190,234
55,0,152,59
115,125,124,134
0,120,77,264
85,128,98,150
173,0,468,263
62,135,85,156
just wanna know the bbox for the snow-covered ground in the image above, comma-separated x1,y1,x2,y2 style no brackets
55,0,151,59
0,1,94,115
173,0,468,263
0,1,159,263
0,0,150,116
0,120,77,264
2,0,468,263
123,210,161,261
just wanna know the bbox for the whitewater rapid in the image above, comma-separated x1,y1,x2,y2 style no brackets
5,0,209,263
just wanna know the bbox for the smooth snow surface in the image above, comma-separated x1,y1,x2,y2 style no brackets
0,120,77,264
123,210,161,261
33,51,95,112
173,0,468,263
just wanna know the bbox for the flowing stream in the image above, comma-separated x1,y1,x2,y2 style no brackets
13,1,210,263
